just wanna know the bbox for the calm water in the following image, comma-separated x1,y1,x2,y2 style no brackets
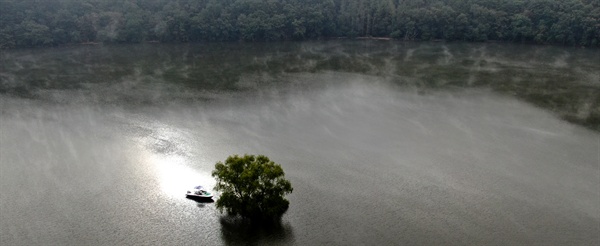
1,41,599,245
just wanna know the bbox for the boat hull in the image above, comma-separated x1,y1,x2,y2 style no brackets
185,194,213,199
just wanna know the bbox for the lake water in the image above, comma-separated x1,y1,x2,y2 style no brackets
1,41,599,245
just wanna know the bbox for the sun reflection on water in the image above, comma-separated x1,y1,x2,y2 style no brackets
148,154,215,198
135,121,215,198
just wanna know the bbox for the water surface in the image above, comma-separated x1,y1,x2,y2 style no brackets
1,41,599,245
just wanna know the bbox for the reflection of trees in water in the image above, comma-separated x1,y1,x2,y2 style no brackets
219,216,294,245
1,41,597,130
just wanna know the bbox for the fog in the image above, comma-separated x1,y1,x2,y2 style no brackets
1,41,599,245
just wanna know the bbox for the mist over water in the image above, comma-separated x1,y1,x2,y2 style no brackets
1,41,599,245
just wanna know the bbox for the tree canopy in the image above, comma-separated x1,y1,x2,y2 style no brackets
212,154,293,220
1,0,598,48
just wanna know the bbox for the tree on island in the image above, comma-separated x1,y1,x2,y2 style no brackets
212,154,293,221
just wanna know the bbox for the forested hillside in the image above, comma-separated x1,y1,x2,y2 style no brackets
1,0,598,48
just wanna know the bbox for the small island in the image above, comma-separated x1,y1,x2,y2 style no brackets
212,154,293,221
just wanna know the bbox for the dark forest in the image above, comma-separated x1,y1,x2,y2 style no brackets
1,0,598,48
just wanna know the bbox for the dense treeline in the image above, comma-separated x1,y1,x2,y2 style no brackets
1,0,598,48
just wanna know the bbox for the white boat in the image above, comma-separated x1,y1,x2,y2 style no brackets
186,185,213,199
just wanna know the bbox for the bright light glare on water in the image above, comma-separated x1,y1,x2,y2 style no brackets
145,152,214,198
131,119,216,198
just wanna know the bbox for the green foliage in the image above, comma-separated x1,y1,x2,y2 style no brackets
212,154,293,220
1,0,598,48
